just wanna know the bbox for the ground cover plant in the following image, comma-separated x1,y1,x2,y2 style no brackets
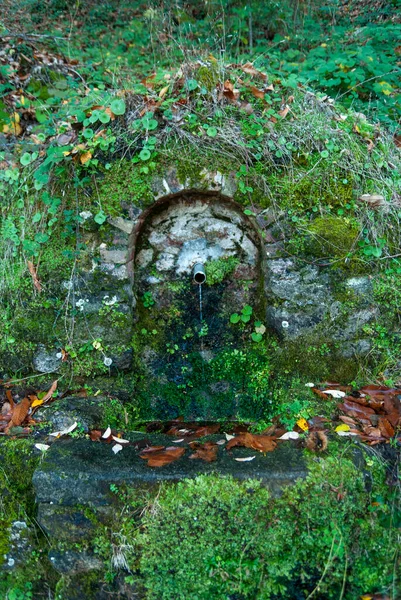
0,1,401,599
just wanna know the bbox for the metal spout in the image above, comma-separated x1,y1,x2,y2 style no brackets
193,263,206,284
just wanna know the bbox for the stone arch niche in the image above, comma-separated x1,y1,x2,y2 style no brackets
129,190,266,421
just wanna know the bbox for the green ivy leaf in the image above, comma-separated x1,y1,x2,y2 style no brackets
99,111,111,124
110,98,126,115
242,305,253,316
251,332,263,342
230,313,241,324
320,150,329,158
32,212,42,223
241,314,251,323
207,126,217,138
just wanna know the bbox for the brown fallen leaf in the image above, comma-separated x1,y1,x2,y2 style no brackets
226,432,276,453
240,62,268,81
306,431,328,452
278,105,290,118
5,397,31,433
189,441,218,463
378,417,395,439
90,430,102,441
140,446,185,467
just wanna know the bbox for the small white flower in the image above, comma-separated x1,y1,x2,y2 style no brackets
79,210,93,221
104,357,112,367
281,320,289,328
56,352,63,359
76,298,86,311
305,382,315,388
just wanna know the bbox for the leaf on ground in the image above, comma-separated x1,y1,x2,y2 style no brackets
102,426,112,439
278,431,300,440
377,417,395,439
227,432,276,453
322,389,346,398
240,62,268,81
225,432,235,441
192,424,220,438
112,443,123,454
140,446,185,467
296,418,309,431
35,443,50,452
335,424,350,432
112,435,130,444
49,421,77,437
5,397,31,433
189,441,218,463
234,456,256,462
306,431,328,452
90,430,102,441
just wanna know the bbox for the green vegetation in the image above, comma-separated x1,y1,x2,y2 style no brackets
88,451,399,599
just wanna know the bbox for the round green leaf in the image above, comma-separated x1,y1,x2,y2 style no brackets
34,232,49,244
230,313,240,324
94,211,107,225
241,314,251,323
99,111,111,124
20,153,32,166
139,148,151,161
110,98,126,115
251,332,263,343
82,128,94,139
242,305,253,316
32,212,42,223
207,127,217,138
320,150,329,158
186,79,198,91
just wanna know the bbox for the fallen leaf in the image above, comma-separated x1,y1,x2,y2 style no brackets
278,105,290,118
227,432,276,453
336,430,358,437
102,426,112,439
90,430,102,441
189,441,218,463
112,435,130,444
225,433,235,441
35,443,50,452
323,389,346,398
335,424,350,432
49,422,77,437
140,446,185,467
234,456,256,462
80,151,92,165
5,397,31,433
278,431,300,440
112,443,123,454
171,438,184,443
216,439,226,445
296,418,309,431
240,62,268,81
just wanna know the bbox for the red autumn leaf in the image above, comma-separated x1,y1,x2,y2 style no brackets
338,399,376,419
227,432,276,453
140,446,185,467
189,441,218,463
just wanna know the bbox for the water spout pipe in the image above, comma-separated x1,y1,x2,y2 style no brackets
193,263,206,285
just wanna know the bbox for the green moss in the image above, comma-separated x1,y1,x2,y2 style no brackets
205,256,239,285
96,160,154,215
273,333,361,382
304,215,360,259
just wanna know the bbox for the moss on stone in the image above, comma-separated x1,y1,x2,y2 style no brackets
96,160,154,214
304,215,360,259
